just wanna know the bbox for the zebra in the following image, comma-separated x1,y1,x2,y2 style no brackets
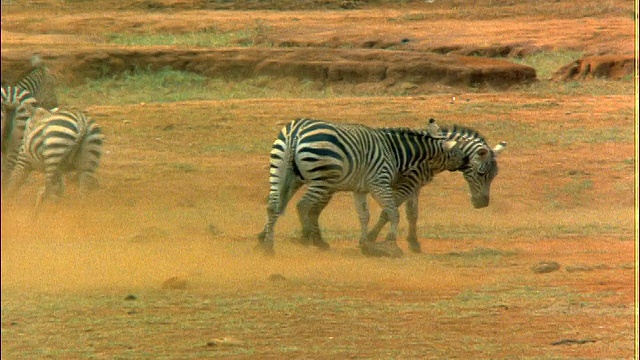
361,124,507,254
13,54,59,111
256,118,480,256
1,85,38,185
4,106,104,211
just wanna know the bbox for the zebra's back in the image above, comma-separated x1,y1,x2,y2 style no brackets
21,110,103,174
278,118,395,191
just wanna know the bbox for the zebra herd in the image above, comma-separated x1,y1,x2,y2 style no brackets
257,118,506,257
1,56,103,213
2,55,506,257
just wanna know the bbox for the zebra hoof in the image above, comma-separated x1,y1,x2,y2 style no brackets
253,243,275,257
312,239,330,250
292,236,312,247
408,243,422,254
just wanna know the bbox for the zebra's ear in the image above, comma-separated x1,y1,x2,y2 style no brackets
492,141,507,156
427,118,441,137
443,140,457,150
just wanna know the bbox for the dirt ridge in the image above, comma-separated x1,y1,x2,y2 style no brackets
1,47,537,91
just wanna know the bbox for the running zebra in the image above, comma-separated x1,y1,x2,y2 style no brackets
1,85,37,184
13,55,59,110
257,118,483,256
363,124,507,253
5,106,103,211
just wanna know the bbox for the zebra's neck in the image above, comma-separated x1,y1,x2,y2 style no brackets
379,129,450,171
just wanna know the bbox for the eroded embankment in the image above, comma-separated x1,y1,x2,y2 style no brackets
1,47,538,92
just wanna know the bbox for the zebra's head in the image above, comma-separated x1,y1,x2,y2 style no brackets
1,86,37,117
442,125,507,209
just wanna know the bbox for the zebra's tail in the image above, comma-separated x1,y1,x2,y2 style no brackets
274,138,299,214
52,111,89,166
268,122,302,216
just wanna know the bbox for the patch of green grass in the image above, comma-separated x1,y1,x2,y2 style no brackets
167,162,199,173
512,50,583,80
460,119,633,149
422,214,632,240
402,12,428,21
60,68,333,107
520,78,635,96
106,29,256,48
431,285,621,317
434,247,517,267
446,247,517,258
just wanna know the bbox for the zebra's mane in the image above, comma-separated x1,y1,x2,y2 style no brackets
328,120,440,139
378,126,438,138
441,124,488,144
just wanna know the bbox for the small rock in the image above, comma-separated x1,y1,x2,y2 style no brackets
124,294,137,301
268,273,286,282
551,338,595,346
565,264,612,272
207,224,218,235
206,337,244,347
531,261,561,274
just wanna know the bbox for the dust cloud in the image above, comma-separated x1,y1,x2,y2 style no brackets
1,198,478,297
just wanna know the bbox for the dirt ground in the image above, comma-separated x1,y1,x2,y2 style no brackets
1,1,637,359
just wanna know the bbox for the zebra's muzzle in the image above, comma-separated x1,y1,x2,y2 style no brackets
471,194,489,208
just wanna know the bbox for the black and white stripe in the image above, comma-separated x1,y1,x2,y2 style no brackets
1,85,38,183
5,108,103,209
257,118,469,256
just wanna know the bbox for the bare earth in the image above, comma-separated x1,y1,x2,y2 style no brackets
1,1,637,359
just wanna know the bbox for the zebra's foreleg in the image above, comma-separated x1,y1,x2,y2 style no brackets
367,212,387,243
404,192,422,253
366,190,409,244
353,191,371,247
370,187,403,257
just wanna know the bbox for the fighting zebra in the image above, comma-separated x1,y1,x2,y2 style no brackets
257,118,487,256
4,106,103,211
13,54,59,111
362,124,507,253
1,85,37,184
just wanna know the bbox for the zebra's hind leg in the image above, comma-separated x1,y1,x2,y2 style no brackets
77,171,99,194
256,206,278,256
296,187,332,250
34,171,64,215
257,179,303,255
